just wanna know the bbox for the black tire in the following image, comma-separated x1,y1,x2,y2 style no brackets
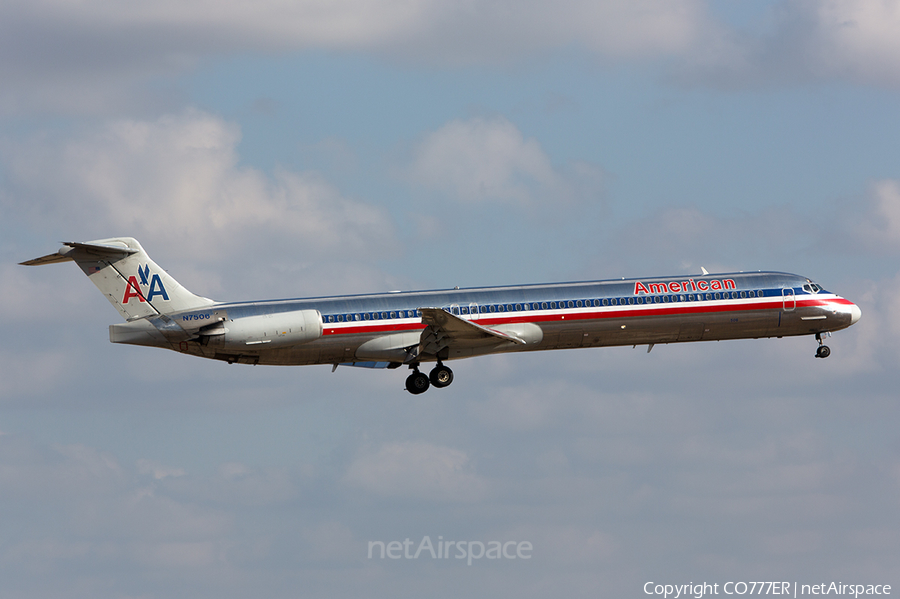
818,345,831,358
429,365,454,388
406,372,430,394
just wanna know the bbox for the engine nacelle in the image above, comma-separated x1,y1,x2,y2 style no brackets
210,310,322,349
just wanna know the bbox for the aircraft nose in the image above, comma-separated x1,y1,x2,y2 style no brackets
850,303,862,325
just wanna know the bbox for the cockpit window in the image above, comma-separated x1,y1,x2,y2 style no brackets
802,282,822,294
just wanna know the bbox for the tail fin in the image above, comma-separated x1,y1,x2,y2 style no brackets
20,237,215,320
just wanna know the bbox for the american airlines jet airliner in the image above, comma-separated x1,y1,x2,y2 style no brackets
22,238,862,394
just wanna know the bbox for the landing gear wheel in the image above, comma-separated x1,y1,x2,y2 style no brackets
406,371,430,394
429,365,454,388
814,332,831,358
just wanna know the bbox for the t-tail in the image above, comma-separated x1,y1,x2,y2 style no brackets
20,237,215,320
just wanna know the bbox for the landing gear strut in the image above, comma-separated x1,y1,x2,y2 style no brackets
815,332,831,358
405,362,454,394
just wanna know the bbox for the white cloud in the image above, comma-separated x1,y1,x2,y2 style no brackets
854,179,900,251
137,459,187,480
344,440,488,502
796,0,900,86
407,117,554,203
0,0,710,77
0,0,734,114
405,116,604,206
828,272,900,372
3,0,900,115
675,0,900,89
1,109,398,266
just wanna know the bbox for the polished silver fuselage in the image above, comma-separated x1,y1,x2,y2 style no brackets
162,271,858,367
22,238,861,385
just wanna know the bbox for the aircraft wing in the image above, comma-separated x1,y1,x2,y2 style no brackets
417,307,527,357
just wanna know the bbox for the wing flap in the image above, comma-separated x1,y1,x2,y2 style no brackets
419,307,527,345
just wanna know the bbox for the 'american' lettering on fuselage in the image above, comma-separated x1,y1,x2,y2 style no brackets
633,278,736,295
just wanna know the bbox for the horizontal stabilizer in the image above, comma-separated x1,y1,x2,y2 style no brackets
20,241,138,266
19,253,72,266
62,241,139,257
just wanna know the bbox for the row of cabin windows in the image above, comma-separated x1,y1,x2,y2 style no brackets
325,309,422,323
322,289,766,324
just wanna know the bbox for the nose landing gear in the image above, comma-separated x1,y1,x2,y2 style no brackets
405,362,454,394
815,332,831,358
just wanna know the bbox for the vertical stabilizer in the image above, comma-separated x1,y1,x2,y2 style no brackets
20,237,215,320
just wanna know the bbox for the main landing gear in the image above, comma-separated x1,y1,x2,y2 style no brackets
815,332,831,359
405,362,454,394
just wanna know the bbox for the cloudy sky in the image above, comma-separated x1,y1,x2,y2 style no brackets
2,0,899,597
